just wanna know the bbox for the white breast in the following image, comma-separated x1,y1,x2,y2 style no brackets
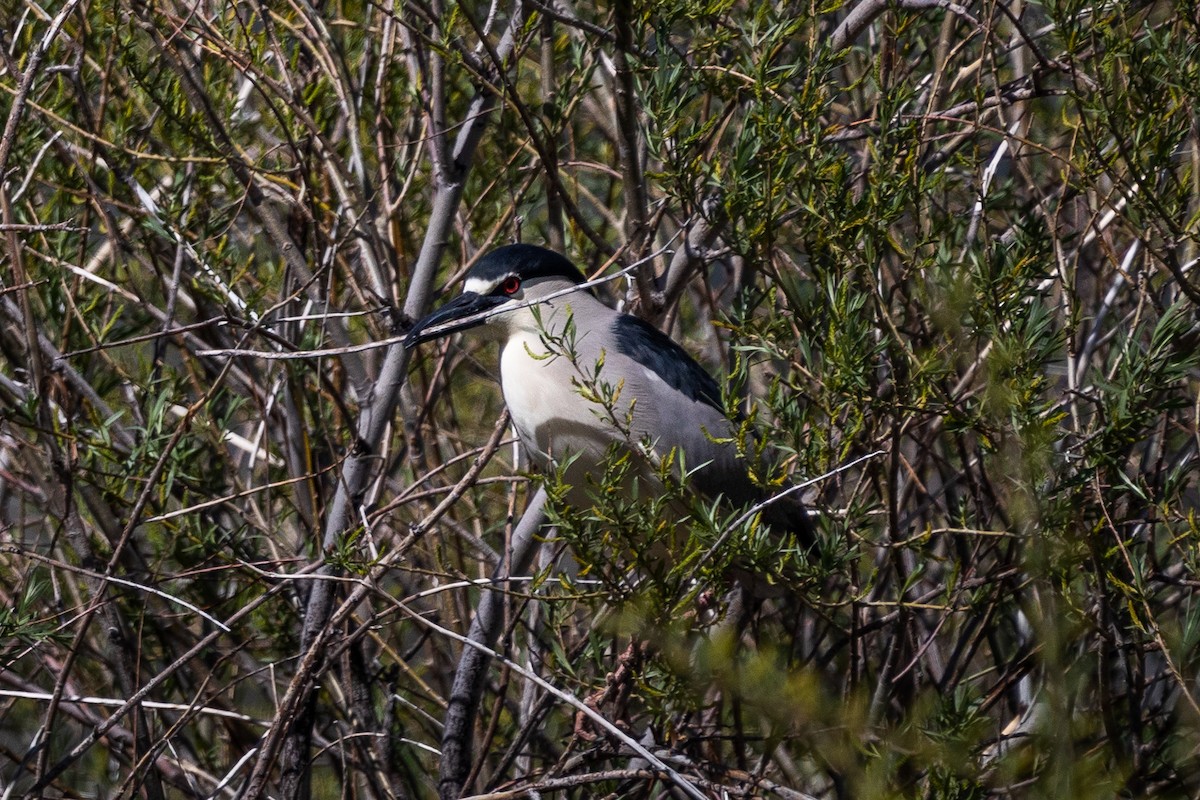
499,326,633,475
500,330,555,463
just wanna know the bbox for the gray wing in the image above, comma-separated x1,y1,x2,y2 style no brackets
610,314,813,544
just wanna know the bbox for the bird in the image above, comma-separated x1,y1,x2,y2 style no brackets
404,243,812,544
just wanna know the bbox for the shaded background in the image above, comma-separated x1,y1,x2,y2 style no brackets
2,0,1199,797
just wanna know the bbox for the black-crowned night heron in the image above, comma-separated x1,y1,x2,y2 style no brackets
404,243,811,541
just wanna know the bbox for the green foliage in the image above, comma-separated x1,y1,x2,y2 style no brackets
2,0,1199,797
0,575,63,654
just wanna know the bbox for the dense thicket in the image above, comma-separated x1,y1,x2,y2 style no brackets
2,1,1199,797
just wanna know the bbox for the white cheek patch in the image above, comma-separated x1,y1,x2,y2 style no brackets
464,276,498,295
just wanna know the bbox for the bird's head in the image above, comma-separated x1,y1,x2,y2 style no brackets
404,244,589,348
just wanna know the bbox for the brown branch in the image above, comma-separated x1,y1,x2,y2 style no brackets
438,490,548,800
612,0,658,315
829,0,980,53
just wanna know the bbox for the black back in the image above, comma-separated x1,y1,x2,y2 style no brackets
611,315,725,412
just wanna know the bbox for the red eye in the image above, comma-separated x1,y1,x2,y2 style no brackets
501,275,521,295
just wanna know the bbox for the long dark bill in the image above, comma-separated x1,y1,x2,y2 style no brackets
404,292,508,348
